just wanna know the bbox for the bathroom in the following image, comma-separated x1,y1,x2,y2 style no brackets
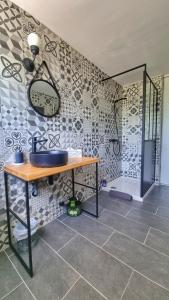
0,0,169,299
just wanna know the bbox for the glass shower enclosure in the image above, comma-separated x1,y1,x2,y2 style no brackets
141,70,158,197
101,64,158,199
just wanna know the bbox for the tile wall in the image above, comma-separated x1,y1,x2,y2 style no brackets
0,0,122,251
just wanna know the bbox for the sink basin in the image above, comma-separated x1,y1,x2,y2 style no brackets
30,150,68,168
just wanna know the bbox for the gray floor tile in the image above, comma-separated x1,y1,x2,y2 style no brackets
82,200,103,216
103,231,169,290
57,213,68,221
146,228,169,257
131,200,158,214
39,220,75,251
5,246,14,257
88,191,157,214
10,239,56,281
4,283,34,300
98,209,149,242
64,278,105,300
127,208,169,234
122,272,169,300
144,186,169,207
0,252,21,299
87,191,131,216
10,239,79,300
59,234,132,300
157,206,169,220
63,214,112,246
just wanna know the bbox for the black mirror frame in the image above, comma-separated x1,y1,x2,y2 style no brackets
27,78,61,118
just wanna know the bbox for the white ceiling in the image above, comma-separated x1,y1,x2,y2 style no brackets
13,0,169,81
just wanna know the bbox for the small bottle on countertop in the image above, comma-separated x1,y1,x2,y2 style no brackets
15,150,24,164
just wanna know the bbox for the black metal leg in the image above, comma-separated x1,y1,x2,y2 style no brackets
75,162,99,218
4,172,12,246
96,162,99,218
72,169,75,198
25,181,33,277
4,173,33,277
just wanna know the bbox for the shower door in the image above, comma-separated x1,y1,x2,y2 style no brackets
141,71,158,197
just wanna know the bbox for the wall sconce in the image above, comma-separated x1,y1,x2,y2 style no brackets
23,32,40,72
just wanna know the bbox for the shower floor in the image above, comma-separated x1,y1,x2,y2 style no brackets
102,176,142,201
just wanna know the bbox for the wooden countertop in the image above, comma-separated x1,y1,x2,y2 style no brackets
4,157,99,181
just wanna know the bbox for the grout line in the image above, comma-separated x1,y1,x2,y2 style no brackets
114,206,169,229
60,276,81,300
154,212,169,222
81,278,108,300
81,212,149,244
60,214,169,269
5,249,15,259
40,237,108,300
0,282,23,300
4,250,37,300
120,271,134,300
57,234,78,253
100,206,155,228
148,226,169,237
57,215,69,222
124,207,133,217
83,213,169,260
101,230,115,248
127,206,169,219
42,223,169,295
143,227,151,244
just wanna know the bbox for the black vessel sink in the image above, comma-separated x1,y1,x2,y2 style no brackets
30,150,68,168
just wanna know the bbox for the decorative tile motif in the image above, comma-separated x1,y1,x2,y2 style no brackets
0,26,22,62
46,115,61,131
22,9,41,38
27,107,47,132
48,132,60,149
0,79,27,109
27,130,47,151
0,55,23,82
73,118,83,134
4,130,27,151
0,220,8,251
33,205,51,226
1,106,27,130
61,116,73,132
44,35,57,58
72,88,83,106
59,39,71,84
0,0,22,38
10,194,26,216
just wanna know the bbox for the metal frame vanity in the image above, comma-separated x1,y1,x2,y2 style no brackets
4,157,99,277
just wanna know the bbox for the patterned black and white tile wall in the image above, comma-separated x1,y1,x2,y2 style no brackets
0,0,123,251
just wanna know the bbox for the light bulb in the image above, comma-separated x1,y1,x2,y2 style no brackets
27,33,40,47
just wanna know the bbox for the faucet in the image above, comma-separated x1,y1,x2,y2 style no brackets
32,137,48,153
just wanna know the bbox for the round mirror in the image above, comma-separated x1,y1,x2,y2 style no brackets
28,79,60,117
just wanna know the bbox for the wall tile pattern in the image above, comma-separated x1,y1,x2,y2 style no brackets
0,0,122,251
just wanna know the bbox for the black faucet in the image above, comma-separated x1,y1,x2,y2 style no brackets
32,137,48,153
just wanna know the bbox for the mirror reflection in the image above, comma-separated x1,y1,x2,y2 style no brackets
28,79,60,117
